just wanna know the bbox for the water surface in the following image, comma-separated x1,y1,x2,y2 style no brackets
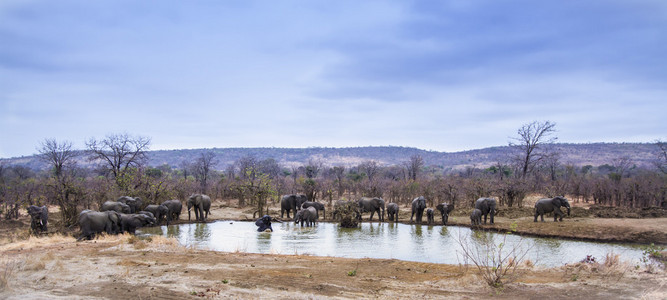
138,221,644,267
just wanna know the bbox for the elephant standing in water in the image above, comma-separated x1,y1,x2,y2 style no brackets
358,197,385,222
470,209,482,225
534,196,571,222
161,199,182,221
410,196,427,223
436,203,454,225
475,198,497,224
301,201,326,220
27,205,48,233
255,215,274,232
187,194,211,221
386,203,399,222
280,194,308,218
295,207,318,227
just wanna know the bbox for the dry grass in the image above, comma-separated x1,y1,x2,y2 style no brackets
0,257,23,291
0,234,75,252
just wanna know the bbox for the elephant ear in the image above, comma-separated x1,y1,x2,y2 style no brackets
447,204,455,213
552,197,562,207
436,203,444,211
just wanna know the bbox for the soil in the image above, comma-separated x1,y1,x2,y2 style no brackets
1,199,666,299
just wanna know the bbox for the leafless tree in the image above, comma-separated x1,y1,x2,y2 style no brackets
655,140,667,174
86,133,151,189
611,156,633,179
38,139,78,177
510,121,557,178
359,160,380,182
405,155,424,181
192,151,218,193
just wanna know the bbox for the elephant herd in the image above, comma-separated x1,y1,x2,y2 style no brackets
76,194,209,240
273,194,572,230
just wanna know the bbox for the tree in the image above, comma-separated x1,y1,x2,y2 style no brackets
192,151,218,193
405,155,424,181
359,160,380,182
37,138,82,226
86,133,151,190
655,140,667,174
510,121,557,178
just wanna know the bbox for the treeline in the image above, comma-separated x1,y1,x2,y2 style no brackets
1,128,666,228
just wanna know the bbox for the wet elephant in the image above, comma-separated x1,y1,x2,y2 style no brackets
27,205,48,233
475,198,497,224
534,196,571,222
280,194,308,219
410,196,427,223
295,206,318,227
255,215,274,232
301,201,326,220
187,194,211,222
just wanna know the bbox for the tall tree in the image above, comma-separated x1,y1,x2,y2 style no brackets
510,121,557,178
38,139,78,177
405,155,424,181
37,138,81,226
192,151,218,193
86,133,151,190
655,140,667,174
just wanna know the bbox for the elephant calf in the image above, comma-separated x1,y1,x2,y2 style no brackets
386,203,399,222
295,207,318,227
470,209,482,226
301,201,326,220
426,208,435,225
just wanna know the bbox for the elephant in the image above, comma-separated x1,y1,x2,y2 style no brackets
116,196,144,213
386,203,399,222
475,198,497,224
255,215,273,232
410,196,427,223
470,209,482,225
280,194,308,218
78,210,122,240
138,210,155,219
27,205,48,233
358,197,385,222
101,201,131,214
144,204,170,225
187,194,211,222
534,196,571,222
436,203,455,225
161,199,182,221
301,201,326,220
120,213,156,234
333,200,360,220
426,208,435,225
294,206,318,227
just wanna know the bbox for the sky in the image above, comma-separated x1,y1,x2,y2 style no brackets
1,0,666,158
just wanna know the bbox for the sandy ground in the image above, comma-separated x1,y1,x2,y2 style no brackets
1,199,666,299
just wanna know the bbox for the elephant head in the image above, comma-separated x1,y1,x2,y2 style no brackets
255,215,273,232
27,205,48,232
552,196,570,216
436,203,454,225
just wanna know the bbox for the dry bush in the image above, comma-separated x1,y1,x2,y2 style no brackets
0,234,75,252
0,257,23,291
455,231,532,288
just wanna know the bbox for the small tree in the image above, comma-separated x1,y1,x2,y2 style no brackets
405,155,424,181
192,151,218,193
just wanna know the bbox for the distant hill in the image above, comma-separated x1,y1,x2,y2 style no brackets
1,143,660,171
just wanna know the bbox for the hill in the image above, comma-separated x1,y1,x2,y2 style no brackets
1,143,660,171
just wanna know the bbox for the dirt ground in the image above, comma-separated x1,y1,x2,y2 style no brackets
1,199,666,299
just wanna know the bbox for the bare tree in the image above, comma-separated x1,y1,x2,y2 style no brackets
359,160,380,182
405,155,424,181
510,121,557,178
655,140,667,174
192,151,218,193
38,139,78,177
86,133,151,189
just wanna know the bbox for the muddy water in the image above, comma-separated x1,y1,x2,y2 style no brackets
138,221,645,267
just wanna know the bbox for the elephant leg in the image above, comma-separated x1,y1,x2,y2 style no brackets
490,212,494,224
534,211,539,222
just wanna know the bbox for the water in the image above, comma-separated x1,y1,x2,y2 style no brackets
138,221,645,267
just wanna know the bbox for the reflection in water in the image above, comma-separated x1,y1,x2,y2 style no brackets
137,221,644,267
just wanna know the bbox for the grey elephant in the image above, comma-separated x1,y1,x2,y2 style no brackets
410,196,427,223
120,213,156,234
280,194,308,218
470,208,482,225
101,201,131,214
426,208,435,225
333,200,360,220
301,201,326,219
137,210,155,219
475,198,497,224
534,196,571,222
358,197,385,222
78,210,122,240
27,205,48,233
144,204,170,225
386,203,399,222
436,203,455,225
187,194,211,222
295,206,318,227
161,199,182,221
255,215,274,232
116,196,144,213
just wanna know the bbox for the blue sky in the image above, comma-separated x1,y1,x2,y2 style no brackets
1,0,666,158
